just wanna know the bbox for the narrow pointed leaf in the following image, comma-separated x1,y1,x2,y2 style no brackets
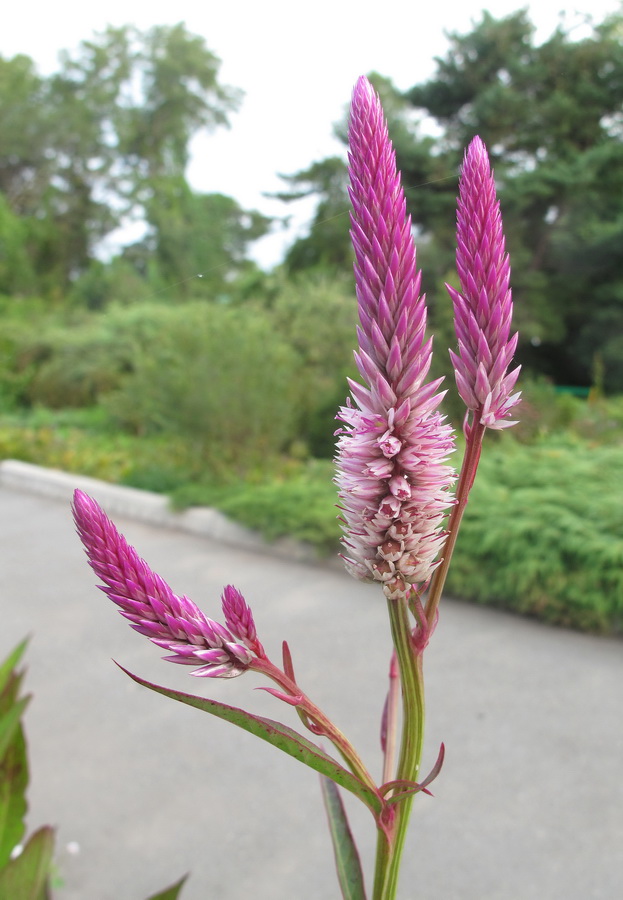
0,697,30,762
0,648,30,871
383,782,433,803
282,641,296,681
320,777,367,900
419,742,445,790
383,743,445,804
0,669,27,723
118,665,382,817
0,715,29,869
146,873,189,900
0,826,54,900
0,641,28,697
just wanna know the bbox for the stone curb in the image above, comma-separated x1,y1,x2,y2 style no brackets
0,459,323,565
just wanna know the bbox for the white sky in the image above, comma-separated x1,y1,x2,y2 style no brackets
2,0,622,267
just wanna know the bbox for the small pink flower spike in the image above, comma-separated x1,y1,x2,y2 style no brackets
336,77,456,600
72,490,260,678
221,584,265,657
447,136,521,432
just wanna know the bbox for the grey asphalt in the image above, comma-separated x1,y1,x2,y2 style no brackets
1,462,622,900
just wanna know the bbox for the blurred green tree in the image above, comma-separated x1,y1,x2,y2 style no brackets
400,9,623,390
274,157,351,274
136,177,271,299
279,11,623,390
0,23,268,299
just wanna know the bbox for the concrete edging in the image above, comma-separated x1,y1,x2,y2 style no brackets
0,459,321,564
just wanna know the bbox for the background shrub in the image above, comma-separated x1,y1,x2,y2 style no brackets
171,460,340,551
266,274,358,457
446,436,623,633
105,302,303,474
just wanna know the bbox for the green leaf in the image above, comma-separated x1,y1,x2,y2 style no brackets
0,716,29,870
0,644,31,871
0,697,30,762
0,641,28,698
320,777,367,900
145,873,189,900
0,826,55,900
118,665,382,817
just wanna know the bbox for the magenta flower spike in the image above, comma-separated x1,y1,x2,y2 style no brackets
336,76,456,600
447,136,521,431
72,489,261,677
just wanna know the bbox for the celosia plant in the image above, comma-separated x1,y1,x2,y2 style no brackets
73,75,519,900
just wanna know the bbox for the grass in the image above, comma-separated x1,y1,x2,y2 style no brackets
0,407,193,487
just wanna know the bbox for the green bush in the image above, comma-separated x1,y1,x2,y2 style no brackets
502,377,623,446
3,301,203,411
266,274,358,457
172,434,623,633
26,333,129,409
510,378,583,443
0,410,193,485
21,302,204,410
105,302,304,474
172,460,340,551
447,436,623,633
67,257,154,310
0,296,54,411
2,273,368,468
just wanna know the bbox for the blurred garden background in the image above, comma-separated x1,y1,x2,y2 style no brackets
1,9,623,633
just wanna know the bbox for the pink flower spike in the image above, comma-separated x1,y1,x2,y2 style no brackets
335,77,456,600
447,136,521,431
72,490,259,678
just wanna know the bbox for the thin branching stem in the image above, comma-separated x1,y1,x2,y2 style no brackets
381,652,400,787
425,420,486,629
249,656,379,795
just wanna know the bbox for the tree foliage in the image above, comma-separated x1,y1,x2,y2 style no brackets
402,9,623,390
282,11,623,391
401,11,623,389
137,177,270,298
273,157,351,274
0,23,268,298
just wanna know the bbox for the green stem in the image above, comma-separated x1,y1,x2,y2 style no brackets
372,595,426,899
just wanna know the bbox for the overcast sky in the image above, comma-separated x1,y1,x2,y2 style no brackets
2,0,621,267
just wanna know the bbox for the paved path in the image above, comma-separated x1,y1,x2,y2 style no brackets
1,472,622,899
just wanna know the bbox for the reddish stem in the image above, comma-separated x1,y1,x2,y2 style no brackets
248,655,378,795
381,652,400,786
425,417,486,629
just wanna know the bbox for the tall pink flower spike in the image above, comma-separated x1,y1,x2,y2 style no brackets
446,136,521,432
335,76,456,601
72,489,265,677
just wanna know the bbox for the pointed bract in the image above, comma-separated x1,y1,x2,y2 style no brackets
336,77,456,599
72,490,261,678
